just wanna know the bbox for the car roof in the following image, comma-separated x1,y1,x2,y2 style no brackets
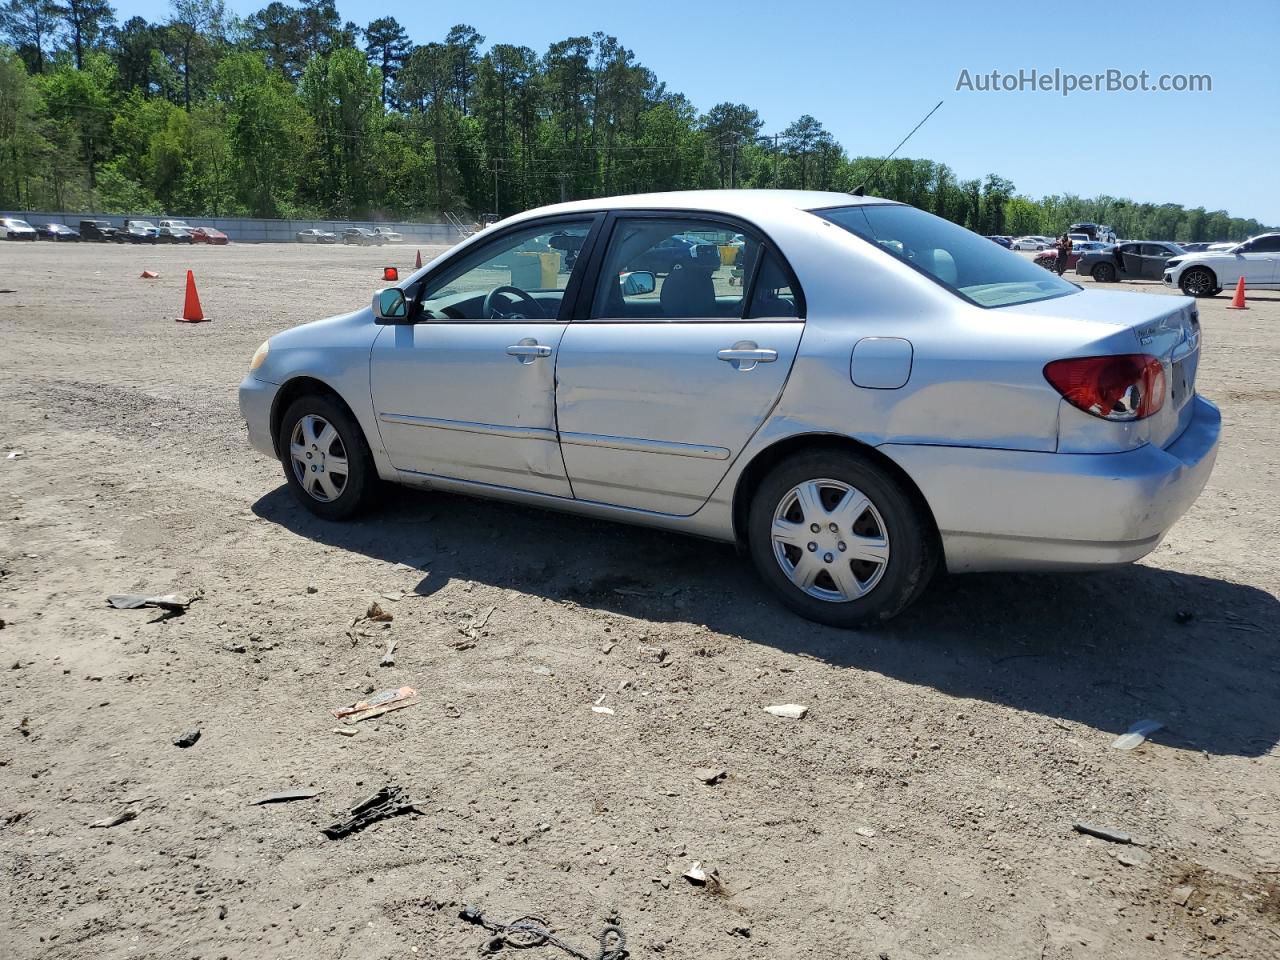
511,189,894,220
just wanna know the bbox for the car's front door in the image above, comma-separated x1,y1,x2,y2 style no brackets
1119,244,1144,275
554,214,804,515
1138,244,1172,279
369,216,599,496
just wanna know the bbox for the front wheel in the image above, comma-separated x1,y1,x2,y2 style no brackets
1092,263,1117,282
746,450,937,628
1179,267,1217,297
276,395,377,520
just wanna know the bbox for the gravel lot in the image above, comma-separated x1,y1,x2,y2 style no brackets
1,240,1277,959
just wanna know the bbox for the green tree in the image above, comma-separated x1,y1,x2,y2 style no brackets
300,45,380,214
0,0,60,72
54,0,113,69
363,15,407,107
0,46,51,204
166,0,223,111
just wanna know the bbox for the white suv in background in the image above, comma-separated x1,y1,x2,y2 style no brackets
1162,233,1280,297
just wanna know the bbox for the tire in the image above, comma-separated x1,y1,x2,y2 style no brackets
746,450,937,628
276,394,377,520
1179,267,1217,297
1092,263,1116,282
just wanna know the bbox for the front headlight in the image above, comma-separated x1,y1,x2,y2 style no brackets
1165,259,1183,270
248,340,270,373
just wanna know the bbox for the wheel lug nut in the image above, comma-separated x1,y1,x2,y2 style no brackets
824,553,834,563
306,452,312,459
807,542,817,552
809,523,820,533
828,523,838,533
838,542,847,552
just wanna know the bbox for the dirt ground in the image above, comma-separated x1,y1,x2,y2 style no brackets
1,240,1277,960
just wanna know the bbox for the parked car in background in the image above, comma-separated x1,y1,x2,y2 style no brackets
191,226,229,245
158,219,192,232
1206,242,1236,252
158,226,194,244
118,219,158,243
625,233,722,274
296,228,338,244
1078,241,1185,282
1,217,38,240
79,219,118,242
342,227,384,246
986,235,1012,247
372,227,404,244
1034,240,1107,272
35,222,80,241
1178,242,1215,253
239,189,1218,627
1010,236,1046,250
1163,232,1280,297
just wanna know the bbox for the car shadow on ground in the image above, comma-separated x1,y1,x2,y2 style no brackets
253,483,1279,758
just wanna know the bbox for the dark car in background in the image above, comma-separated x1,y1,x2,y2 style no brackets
36,222,80,241
158,226,194,244
342,227,385,246
296,228,338,244
626,234,721,275
118,219,159,243
985,235,1012,248
1178,241,1216,253
1077,241,1185,283
79,219,119,242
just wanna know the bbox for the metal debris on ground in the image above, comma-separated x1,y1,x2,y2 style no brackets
322,784,418,839
330,685,419,724
108,591,200,612
249,789,321,805
1112,719,1163,750
173,727,201,748
459,904,628,960
1073,822,1132,844
6,450,23,460
693,767,726,785
763,703,808,720
90,809,138,829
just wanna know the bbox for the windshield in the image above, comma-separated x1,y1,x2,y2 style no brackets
9,219,32,229
817,204,1079,308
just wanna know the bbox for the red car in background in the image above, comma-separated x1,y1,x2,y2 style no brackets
1033,240,1107,272
191,227,230,245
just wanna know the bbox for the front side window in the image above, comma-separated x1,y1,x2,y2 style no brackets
590,217,793,320
818,204,1079,308
417,219,594,320
1246,235,1280,253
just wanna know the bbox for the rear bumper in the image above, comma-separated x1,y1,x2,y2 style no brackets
881,395,1221,573
238,375,280,459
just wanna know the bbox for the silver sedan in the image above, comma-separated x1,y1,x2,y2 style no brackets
239,190,1220,627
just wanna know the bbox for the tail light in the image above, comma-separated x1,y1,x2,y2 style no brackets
1044,354,1166,421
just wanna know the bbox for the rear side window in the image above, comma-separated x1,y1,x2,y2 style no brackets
746,248,798,318
818,204,1079,308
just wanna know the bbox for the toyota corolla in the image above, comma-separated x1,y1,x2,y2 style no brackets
239,191,1219,627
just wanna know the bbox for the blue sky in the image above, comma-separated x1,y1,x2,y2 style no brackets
119,0,1280,223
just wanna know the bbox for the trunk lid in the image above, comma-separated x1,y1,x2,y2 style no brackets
1006,289,1202,449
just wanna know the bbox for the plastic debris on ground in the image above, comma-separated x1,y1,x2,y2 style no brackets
108,591,200,612
1111,718,1163,750
330,685,419,724
763,703,808,719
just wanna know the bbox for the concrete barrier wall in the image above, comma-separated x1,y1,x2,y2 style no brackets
0,211,467,245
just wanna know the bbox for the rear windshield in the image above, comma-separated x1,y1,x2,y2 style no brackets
817,204,1079,308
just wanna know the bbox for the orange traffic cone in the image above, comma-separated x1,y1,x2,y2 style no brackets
414,248,423,269
1226,276,1248,310
175,270,207,323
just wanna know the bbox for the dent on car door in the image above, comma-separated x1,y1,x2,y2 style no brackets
368,216,599,496
554,215,804,515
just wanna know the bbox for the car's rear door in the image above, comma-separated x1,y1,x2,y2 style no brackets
554,212,804,515
1238,234,1280,285
369,215,601,497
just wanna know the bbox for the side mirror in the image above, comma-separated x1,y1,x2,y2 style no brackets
619,270,656,297
373,287,408,322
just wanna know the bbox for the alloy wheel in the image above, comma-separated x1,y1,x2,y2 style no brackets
771,478,890,602
289,414,349,502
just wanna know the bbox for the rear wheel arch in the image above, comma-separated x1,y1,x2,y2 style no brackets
731,433,942,562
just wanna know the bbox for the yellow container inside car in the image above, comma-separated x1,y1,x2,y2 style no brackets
719,245,739,266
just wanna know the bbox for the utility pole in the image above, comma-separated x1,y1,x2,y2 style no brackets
756,133,781,187
488,158,503,215
555,172,569,203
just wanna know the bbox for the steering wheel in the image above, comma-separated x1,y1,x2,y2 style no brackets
482,285,545,319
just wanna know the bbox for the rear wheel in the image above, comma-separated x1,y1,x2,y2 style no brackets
277,395,377,520
1092,263,1116,282
1179,267,1217,297
746,450,937,627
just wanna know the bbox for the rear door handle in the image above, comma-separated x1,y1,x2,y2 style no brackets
717,344,777,371
506,339,553,364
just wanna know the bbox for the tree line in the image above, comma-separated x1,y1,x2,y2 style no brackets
0,0,1272,241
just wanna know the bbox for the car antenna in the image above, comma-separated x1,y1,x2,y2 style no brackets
853,99,944,197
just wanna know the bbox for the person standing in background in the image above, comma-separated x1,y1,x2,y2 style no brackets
1055,233,1073,276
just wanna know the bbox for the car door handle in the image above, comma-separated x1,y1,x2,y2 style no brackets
506,340,553,364
717,345,777,371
